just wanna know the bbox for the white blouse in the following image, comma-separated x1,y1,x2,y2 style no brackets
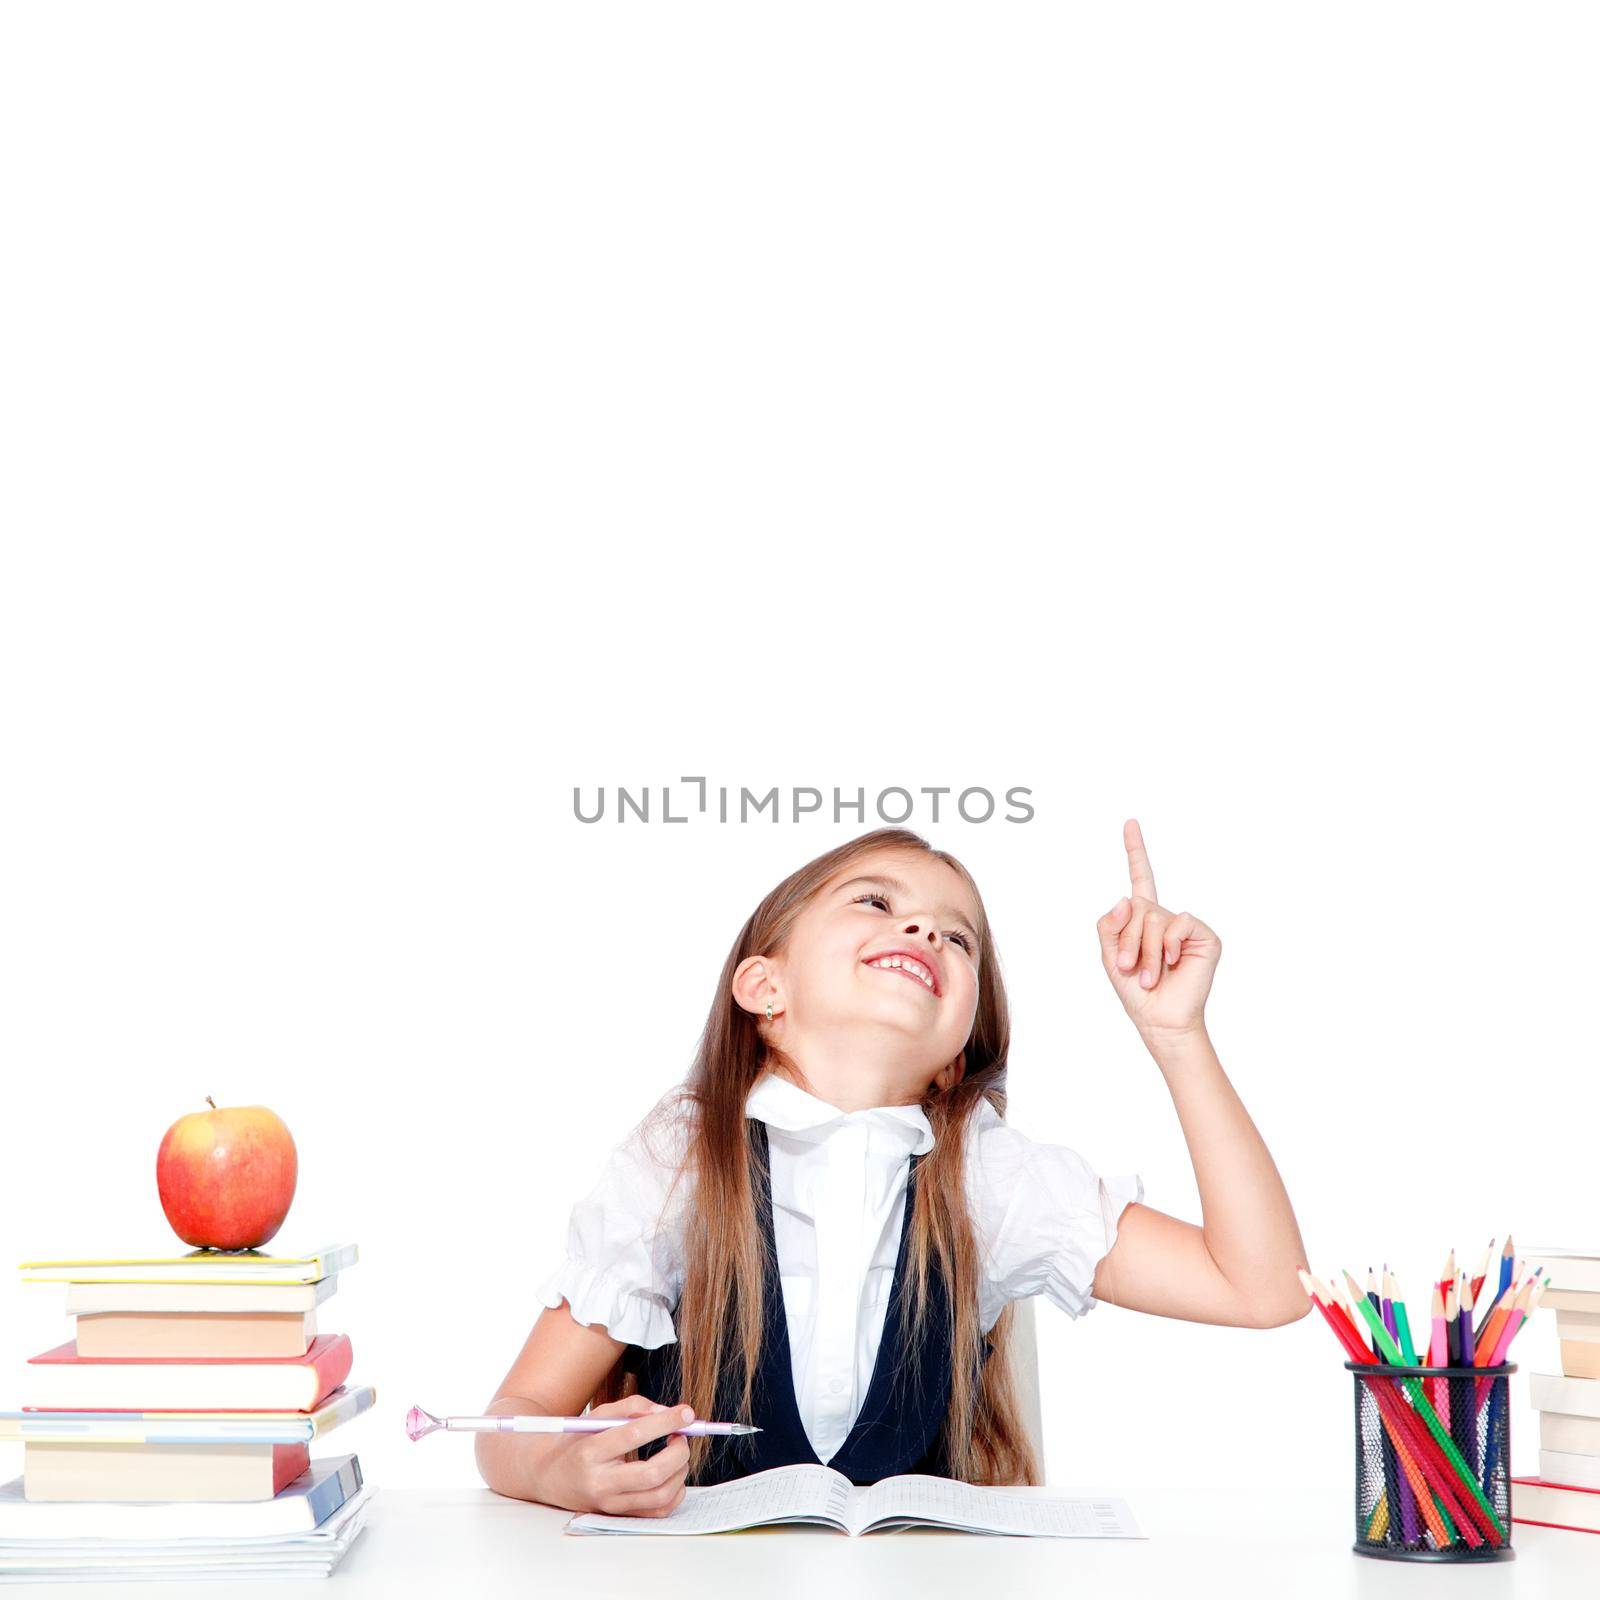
536,1072,1143,1465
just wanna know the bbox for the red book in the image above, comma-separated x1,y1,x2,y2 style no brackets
273,1443,314,1494
23,1333,353,1413
1511,1476,1600,1535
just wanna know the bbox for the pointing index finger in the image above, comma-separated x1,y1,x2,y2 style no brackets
1123,818,1158,903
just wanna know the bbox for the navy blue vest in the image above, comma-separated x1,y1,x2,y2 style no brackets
621,1118,993,1486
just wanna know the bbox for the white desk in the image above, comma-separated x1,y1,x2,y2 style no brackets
10,1486,1596,1597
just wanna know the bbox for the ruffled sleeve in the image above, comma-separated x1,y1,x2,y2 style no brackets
963,1096,1144,1334
535,1090,693,1350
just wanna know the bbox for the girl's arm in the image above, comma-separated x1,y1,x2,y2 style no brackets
476,1301,694,1514
475,1303,624,1502
1086,820,1309,1330
1092,1022,1309,1327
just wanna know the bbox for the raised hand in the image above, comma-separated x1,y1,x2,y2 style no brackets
1095,818,1220,1038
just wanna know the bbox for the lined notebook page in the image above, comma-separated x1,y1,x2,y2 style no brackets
566,1464,851,1536
854,1476,1143,1538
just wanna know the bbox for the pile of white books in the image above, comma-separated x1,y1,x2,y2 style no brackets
0,1458,370,1581
1,1244,374,1581
1515,1246,1600,1535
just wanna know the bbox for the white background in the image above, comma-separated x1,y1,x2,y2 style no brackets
1,2,1596,1506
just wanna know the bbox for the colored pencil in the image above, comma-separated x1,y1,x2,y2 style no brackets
1380,1286,1420,1545
1444,1278,1465,1472
1376,1273,1401,1536
1496,1236,1514,1304
1469,1238,1493,1307
1379,1292,1405,1505
1523,1276,1547,1335
1428,1283,1448,1419
1328,1274,1372,1356
1298,1271,1365,1360
1471,1285,1512,1368
1456,1277,1477,1473
1387,1269,1419,1366
1367,1494,1391,1542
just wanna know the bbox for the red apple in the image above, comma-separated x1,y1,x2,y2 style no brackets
156,1098,298,1250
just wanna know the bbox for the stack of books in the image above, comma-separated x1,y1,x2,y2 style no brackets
0,1243,375,1581
1514,1245,1600,1535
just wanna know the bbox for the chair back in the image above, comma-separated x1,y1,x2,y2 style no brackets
1007,1295,1045,1479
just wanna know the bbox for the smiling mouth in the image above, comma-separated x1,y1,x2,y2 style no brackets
864,955,939,996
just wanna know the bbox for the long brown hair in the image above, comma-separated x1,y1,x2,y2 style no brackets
589,826,1041,1486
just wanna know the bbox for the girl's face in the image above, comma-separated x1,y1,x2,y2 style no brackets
738,849,983,1108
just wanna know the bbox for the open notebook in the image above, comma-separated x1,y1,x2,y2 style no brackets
565,1464,1143,1538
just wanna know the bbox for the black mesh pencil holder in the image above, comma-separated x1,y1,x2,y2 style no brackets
1345,1362,1516,1562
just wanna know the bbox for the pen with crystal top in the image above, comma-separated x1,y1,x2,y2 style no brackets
405,1405,759,1441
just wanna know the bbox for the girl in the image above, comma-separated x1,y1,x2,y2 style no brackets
478,819,1308,1517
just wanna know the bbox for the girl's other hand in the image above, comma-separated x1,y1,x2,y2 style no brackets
1096,818,1220,1040
548,1393,695,1517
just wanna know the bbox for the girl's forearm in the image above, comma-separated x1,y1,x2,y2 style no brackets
1141,1023,1309,1325
473,1395,576,1508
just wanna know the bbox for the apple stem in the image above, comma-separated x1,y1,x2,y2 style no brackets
205,1095,216,1110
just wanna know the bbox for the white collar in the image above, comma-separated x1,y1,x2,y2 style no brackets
744,1071,937,1157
